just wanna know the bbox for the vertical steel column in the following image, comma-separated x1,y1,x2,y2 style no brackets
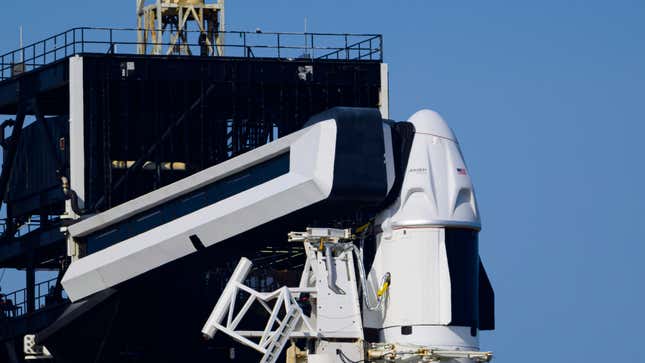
0,110,26,203
69,56,85,212
137,0,145,54
26,252,35,313
219,0,226,56
102,64,112,208
3,340,20,363
156,0,163,55
200,74,206,169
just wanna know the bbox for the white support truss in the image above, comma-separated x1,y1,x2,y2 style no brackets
201,258,318,363
202,229,368,363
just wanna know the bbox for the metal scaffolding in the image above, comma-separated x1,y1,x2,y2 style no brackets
137,0,225,56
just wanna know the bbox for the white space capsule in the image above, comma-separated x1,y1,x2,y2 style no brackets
364,110,493,361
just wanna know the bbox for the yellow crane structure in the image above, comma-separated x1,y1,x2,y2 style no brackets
136,0,225,56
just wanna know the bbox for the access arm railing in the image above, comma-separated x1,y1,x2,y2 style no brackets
0,27,383,81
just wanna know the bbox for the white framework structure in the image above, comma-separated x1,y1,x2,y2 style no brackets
201,258,317,363
203,227,493,363
202,228,373,363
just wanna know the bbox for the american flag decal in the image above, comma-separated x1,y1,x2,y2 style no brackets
457,168,467,175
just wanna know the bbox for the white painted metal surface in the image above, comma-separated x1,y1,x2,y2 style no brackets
307,354,335,363
364,227,452,328
202,274,313,363
379,63,389,119
364,110,483,359
383,123,396,195
378,109,480,233
314,341,363,363
23,335,52,360
202,257,253,338
68,56,85,211
380,325,478,351
203,231,366,363
301,242,363,339
62,120,338,301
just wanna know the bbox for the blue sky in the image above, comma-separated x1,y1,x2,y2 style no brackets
1,1,644,361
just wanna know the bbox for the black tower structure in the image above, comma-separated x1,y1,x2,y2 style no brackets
0,27,386,362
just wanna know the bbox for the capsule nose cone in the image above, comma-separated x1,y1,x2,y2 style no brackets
408,109,456,141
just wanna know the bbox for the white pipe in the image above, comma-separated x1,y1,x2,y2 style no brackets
348,244,387,311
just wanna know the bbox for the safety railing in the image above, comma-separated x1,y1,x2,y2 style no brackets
0,216,47,242
0,27,383,81
0,277,63,319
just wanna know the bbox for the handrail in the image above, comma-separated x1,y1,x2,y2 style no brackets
0,217,46,240
0,276,64,319
0,27,383,81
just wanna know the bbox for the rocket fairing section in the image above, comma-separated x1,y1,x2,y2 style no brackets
364,110,494,353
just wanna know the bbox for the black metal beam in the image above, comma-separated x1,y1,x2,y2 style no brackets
26,259,35,314
92,83,216,211
0,109,26,203
0,303,68,342
0,59,69,115
0,226,66,269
